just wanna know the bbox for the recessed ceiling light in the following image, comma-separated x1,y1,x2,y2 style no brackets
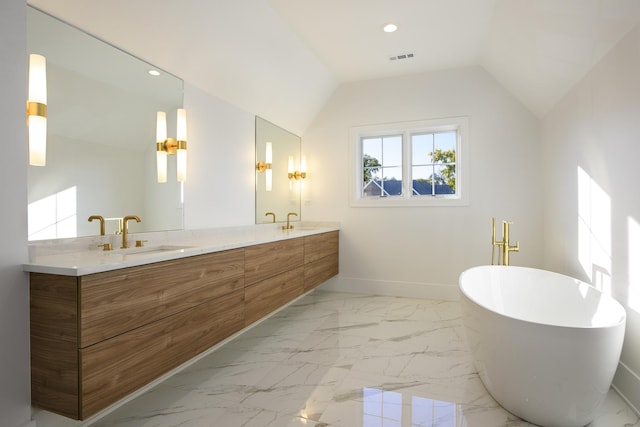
148,70,161,76
383,23,398,33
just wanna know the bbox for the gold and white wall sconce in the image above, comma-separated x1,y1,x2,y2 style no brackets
156,109,188,183
288,154,307,183
27,54,47,166
256,142,273,191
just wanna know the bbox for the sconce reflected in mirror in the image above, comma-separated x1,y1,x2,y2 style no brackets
255,116,301,225
288,154,307,189
256,141,273,191
27,53,47,166
156,109,187,183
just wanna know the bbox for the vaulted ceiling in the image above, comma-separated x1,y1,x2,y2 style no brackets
28,0,640,134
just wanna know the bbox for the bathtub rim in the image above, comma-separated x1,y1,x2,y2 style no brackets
459,265,626,330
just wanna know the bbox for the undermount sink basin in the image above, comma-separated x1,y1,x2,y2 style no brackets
109,244,193,256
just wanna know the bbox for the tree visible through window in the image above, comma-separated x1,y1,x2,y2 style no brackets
411,131,456,196
361,135,402,197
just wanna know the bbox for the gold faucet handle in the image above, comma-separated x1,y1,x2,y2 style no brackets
135,240,148,248
98,243,112,251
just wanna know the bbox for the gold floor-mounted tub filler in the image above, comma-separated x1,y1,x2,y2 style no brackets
491,216,519,266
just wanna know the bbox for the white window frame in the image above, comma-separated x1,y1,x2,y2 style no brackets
349,116,469,207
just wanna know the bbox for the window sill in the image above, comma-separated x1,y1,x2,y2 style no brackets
349,195,469,208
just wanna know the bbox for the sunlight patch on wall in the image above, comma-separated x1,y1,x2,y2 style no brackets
628,216,640,314
577,166,611,294
28,186,77,240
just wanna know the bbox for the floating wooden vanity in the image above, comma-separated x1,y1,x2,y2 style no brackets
29,230,338,420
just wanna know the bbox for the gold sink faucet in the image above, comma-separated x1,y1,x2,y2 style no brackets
121,215,141,249
88,215,105,236
282,212,298,230
265,212,276,223
491,217,519,266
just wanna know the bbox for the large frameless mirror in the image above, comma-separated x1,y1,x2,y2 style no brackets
27,6,184,240
255,117,301,224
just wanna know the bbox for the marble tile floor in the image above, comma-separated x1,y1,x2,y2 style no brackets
36,290,640,427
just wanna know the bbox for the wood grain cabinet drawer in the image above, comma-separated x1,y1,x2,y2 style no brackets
303,231,339,291
304,254,339,292
244,238,303,286
79,249,244,348
79,289,244,418
303,231,338,264
244,267,304,326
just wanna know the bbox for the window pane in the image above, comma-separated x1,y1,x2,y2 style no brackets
432,132,456,171
364,166,381,181
362,137,382,194
363,137,382,160
383,135,402,167
382,165,402,195
433,164,455,194
362,135,403,198
434,131,456,152
382,165,402,181
412,166,431,195
412,133,432,165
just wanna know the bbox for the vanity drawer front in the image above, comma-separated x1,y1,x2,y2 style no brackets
244,266,304,326
79,248,244,348
244,238,303,285
304,231,338,264
79,288,245,419
304,254,339,292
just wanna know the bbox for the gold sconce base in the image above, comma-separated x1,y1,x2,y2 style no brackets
288,171,307,180
27,101,47,118
158,138,187,155
256,161,272,172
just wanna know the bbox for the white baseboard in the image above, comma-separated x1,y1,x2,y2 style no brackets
318,275,459,301
613,361,640,417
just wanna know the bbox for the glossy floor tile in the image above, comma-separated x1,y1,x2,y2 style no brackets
35,290,640,427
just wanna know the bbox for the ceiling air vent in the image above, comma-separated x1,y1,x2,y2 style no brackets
389,52,415,61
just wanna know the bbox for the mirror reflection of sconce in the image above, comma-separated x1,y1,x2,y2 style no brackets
288,155,307,188
27,54,47,166
156,109,188,183
256,141,273,191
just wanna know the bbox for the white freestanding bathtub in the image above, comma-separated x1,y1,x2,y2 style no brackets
459,265,626,427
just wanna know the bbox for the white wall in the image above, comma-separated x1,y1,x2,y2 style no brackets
0,1,33,426
183,83,256,229
542,23,640,413
27,0,336,137
303,66,543,297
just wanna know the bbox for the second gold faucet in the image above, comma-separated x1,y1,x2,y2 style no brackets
121,215,141,249
282,212,298,230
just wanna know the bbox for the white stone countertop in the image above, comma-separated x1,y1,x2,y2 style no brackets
24,222,340,276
